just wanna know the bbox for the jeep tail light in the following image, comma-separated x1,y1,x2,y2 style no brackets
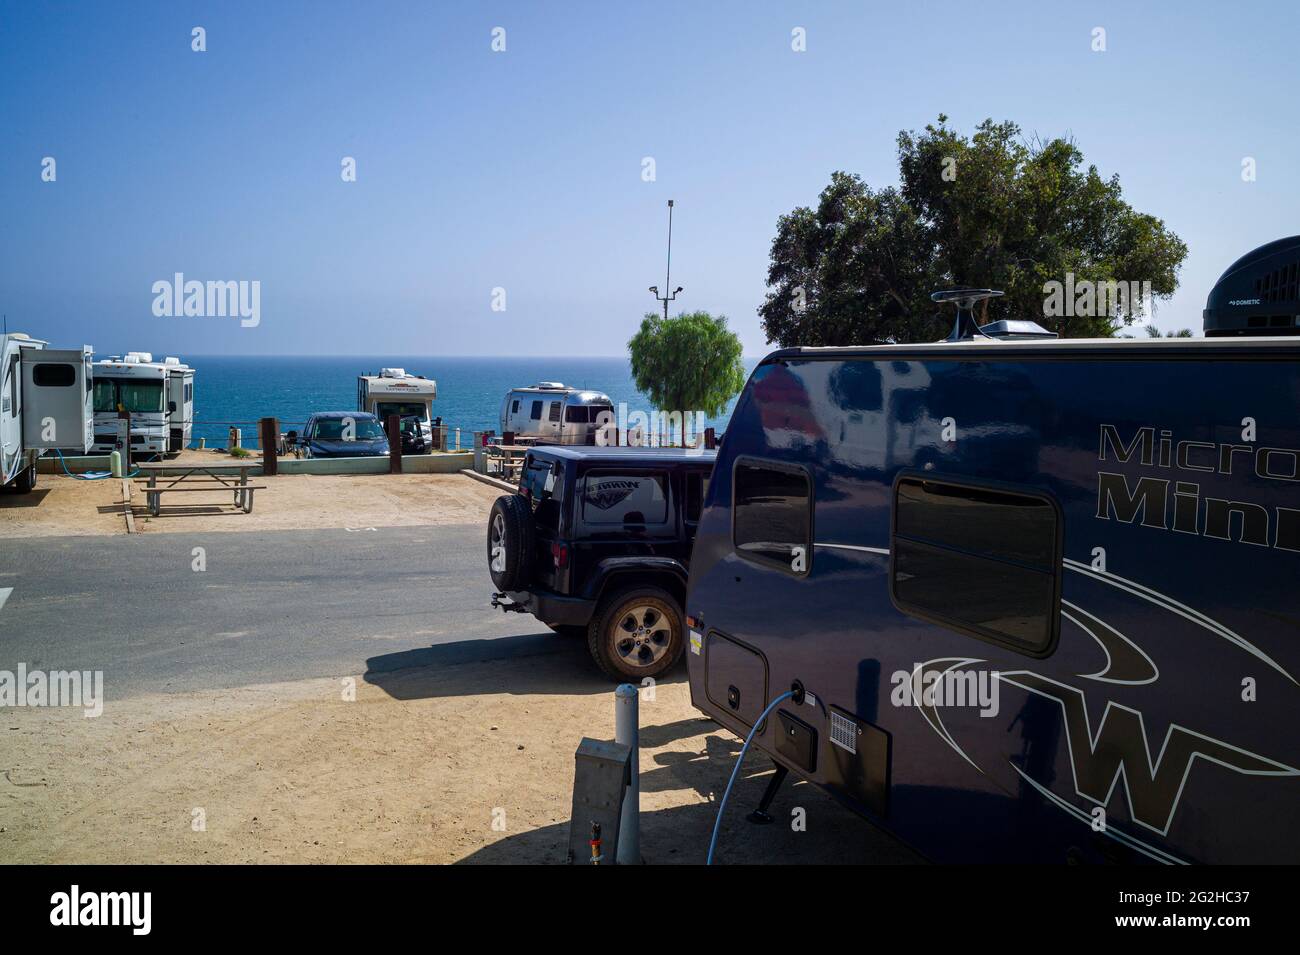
551,541,568,568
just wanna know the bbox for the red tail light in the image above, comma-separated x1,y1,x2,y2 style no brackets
551,541,569,568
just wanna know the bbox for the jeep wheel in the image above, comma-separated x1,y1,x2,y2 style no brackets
486,494,534,591
587,586,683,681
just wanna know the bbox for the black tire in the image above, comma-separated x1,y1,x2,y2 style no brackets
11,461,37,494
587,585,684,681
486,494,534,591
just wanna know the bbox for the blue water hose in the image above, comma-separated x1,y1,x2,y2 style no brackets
53,448,139,480
706,689,796,865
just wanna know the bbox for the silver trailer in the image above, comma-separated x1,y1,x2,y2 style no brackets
499,382,613,445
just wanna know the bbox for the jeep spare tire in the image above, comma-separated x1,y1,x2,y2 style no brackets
487,494,535,592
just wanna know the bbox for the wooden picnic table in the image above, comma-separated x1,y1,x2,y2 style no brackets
132,462,265,517
485,444,530,480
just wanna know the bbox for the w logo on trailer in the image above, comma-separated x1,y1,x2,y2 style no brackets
910,561,1299,864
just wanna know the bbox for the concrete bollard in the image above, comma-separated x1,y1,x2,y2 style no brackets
615,683,639,864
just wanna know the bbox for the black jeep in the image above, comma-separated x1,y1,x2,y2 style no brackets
487,445,716,680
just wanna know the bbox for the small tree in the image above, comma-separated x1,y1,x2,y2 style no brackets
628,310,746,445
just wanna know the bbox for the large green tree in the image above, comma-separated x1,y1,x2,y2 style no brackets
628,310,746,445
760,116,1189,344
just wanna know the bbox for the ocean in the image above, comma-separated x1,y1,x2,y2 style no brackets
184,355,760,448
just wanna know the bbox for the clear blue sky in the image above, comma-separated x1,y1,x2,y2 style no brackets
2,0,1297,356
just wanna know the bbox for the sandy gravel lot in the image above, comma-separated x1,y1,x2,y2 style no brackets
1,469,502,538
0,645,919,865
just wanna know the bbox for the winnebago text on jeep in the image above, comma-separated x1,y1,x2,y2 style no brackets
487,446,716,680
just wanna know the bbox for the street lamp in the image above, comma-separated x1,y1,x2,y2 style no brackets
650,199,682,320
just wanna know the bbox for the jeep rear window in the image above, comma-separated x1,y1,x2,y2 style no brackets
581,472,668,525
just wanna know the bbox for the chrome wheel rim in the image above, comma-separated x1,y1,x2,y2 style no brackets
490,513,506,573
612,603,672,669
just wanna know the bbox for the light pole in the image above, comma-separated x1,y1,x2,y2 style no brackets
648,199,682,320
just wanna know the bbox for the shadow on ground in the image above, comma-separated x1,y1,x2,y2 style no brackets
0,488,52,507
457,723,924,865
363,632,689,700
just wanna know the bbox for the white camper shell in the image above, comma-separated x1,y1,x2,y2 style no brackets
1,333,94,492
90,353,195,457
357,368,437,448
499,382,613,445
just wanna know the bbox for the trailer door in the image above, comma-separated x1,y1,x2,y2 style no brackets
21,347,93,451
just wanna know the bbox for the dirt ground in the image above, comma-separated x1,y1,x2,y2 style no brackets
0,466,502,538
0,642,920,865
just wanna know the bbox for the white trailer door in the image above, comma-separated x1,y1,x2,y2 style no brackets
21,347,94,451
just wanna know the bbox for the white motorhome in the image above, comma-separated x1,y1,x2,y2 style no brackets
356,368,437,450
91,353,195,457
499,382,613,445
1,333,94,492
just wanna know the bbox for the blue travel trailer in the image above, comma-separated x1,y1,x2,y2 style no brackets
686,287,1300,865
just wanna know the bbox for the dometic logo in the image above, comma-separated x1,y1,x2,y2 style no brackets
1095,424,1300,552
50,885,151,935
584,480,640,511
1228,299,1261,306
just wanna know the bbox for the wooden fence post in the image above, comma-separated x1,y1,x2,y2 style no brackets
386,414,402,474
260,417,279,476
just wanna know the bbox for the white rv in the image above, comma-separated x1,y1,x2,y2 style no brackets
90,353,195,457
499,382,613,445
1,333,94,492
356,368,437,450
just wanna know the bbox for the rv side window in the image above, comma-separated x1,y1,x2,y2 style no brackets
511,399,520,414
548,401,561,423
564,405,589,423
733,461,811,573
891,478,1061,656
6,355,18,418
530,400,543,420
32,363,76,387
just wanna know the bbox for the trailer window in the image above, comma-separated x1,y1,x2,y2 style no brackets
5,354,17,418
891,478,1060,655
548,401,561,423
511,399,520,414
32,363,76,387
530,400,543,420
733,461,811,573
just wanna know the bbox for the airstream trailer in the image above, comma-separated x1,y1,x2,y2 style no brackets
1,333,93,491
687,280,1300,865
499,383,613,445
